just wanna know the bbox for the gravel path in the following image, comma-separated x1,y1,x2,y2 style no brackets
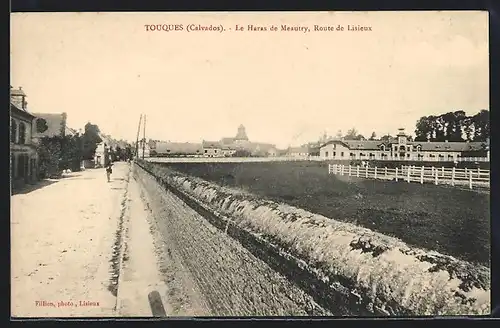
11,163,131,317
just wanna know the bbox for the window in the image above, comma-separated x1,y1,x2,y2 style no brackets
360,153,365,156
380,145,385,151
407,154,410,158
214,149,218,153
340,152,344,157
18,122,26,144
11,119,17,143
167,149,171,152
416,146,421,152
325,151,328,157
204,149,208,153
333,151,336,156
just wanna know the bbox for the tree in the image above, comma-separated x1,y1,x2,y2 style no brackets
414,109,489,142
36,133,84,178
82,122,102,160
369,132,377,140
380,134,393,142
35,118,49,133
232,149,252,157
344,128,358,140
471,109,489,141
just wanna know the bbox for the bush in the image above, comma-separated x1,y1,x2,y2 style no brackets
36,135,83,178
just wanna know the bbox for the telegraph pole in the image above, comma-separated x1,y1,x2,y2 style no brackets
142,115,147,160
135,114,142,159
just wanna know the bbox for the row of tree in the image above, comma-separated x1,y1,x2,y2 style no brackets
36,121,133,178
316,109,489,145
317,128,399,143
414,109,489,142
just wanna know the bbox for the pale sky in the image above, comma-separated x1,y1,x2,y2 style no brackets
11,11,489,148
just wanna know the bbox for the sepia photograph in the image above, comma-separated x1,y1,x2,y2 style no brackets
10,11,490,318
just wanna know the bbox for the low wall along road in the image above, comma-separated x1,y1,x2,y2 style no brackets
133,160,490,316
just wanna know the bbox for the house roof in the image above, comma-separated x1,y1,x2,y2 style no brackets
156,142,203,154
32,113,67,138
10,101,36,120
411,141,485,152
245,142,276,152
65,126,78,136
11,87,26,97
342,140,385,150
288,146,309,153
220,137,235,144
202,140,222,148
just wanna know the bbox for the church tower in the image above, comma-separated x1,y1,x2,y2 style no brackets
235,124,249,141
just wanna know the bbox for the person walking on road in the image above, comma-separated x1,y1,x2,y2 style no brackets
106,162,113,182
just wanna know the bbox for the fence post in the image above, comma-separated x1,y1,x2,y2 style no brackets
365,165,368,178
420,166,424,184
395,167,398,181
441,166,445,177
385,167,388,178
407,166,411,183
469,170,473,189
348,165,352,176
451,167,455,186
356,165,360,177
434,169,438,185
374,166,378,179
477,167,480,178
341,164,344,176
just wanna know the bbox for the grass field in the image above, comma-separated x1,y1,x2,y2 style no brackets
156,161,490,266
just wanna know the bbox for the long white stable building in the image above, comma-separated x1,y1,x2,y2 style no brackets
319,128,489,162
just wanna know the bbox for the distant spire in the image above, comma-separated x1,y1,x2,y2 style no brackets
235,124,249,141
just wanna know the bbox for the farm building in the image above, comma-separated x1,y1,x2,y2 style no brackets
287,146,310,157
202,140,223,157
319,128,489,162
154,141,204,157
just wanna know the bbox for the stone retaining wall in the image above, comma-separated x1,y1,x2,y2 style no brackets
136,160,490,316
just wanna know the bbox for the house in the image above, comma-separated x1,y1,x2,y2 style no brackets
10,86,39,189
202,140,223,157
155,141,203,157
319,128,488,162
31,112,68,142
287,146,309,157
94,142,110,167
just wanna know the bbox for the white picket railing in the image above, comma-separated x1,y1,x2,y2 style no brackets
328,164,490,190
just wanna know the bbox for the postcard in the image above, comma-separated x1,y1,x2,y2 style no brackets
10,11,490,318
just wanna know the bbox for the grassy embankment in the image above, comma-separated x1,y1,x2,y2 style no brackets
158,160,490,266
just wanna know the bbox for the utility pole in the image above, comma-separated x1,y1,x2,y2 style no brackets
142,114,147,160
135,114,142,159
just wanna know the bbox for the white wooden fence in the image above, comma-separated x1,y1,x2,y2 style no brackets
328,164,490,190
